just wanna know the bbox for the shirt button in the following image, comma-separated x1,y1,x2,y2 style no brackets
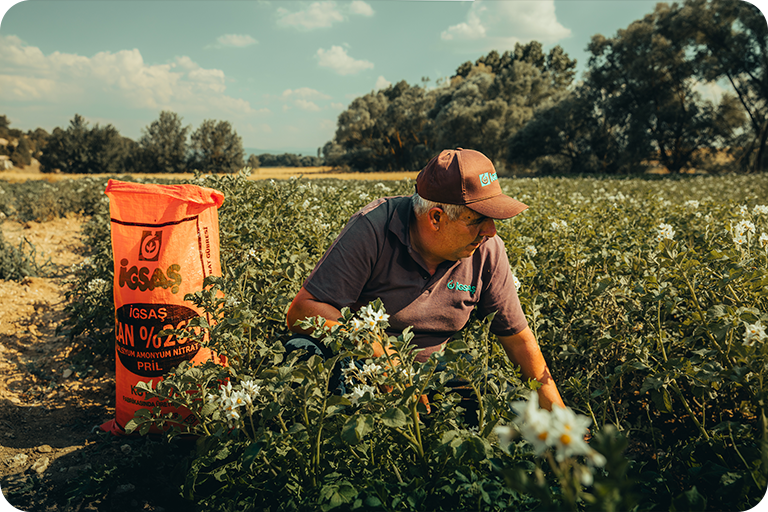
423,276,428,280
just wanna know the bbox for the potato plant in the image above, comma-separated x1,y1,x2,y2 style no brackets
47,171,768,510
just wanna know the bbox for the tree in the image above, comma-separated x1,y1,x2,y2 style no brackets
26,128,49,161
246,154,260,169
0,116,9,139
428,43,576,170
584,3,743,173
659,0,768,171
188,120,244,173
9,135,32,167
38,114,132,174
137,111,190,173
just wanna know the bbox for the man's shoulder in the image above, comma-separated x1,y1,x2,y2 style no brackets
354,195,410,224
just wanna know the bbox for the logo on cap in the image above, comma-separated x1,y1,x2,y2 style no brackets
479,172,498,187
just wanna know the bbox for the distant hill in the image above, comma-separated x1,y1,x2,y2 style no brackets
244,147,320,157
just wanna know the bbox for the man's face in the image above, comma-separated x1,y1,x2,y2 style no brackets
433,208,497,261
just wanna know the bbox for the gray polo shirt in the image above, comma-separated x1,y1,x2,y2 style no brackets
303,196,528,362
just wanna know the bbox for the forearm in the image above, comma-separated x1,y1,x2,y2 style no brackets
286,286,343,334
287,287,395,359
498,327,564,410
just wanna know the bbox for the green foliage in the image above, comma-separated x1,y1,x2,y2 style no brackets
189,119,245,174
256,152,324,167
328,43,576,174
0,227,49,281
37,114,135,174
137,110,191,174
16,171,768,510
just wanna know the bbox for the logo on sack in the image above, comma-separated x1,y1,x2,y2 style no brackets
479,172,498,187
139,231,162,261
447,280,476,294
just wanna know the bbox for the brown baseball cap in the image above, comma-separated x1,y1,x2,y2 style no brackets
415,148,528,219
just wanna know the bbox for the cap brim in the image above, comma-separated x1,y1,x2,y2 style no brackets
466,194,528,220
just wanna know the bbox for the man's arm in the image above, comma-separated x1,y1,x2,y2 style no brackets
497,327,565,410
286,286,393,358
286,286,344,334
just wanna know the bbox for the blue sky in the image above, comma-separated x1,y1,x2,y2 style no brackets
0,0,765,156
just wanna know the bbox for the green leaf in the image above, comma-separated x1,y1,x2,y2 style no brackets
341,414,374,445
242,441,265,468
672,486,707,512
381,407,408,428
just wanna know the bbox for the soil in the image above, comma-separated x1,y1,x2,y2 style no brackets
0,216,189,512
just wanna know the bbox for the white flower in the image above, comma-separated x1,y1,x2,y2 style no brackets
240,380,262,402
738,205,749,216
247,248,257,259
734,233,747,246
549,405,594,461
655,223,675,242
684,200,700,209
551,220,568,232
219,380,234,399
744,321,768,347
347,384,376,406
341,361,358,380
302,200,310,209
222,402,241,425
525,245,537,257
510,393,553,455
87,278,109,294
513,275,521,291
509,393,605,466
753,205,768,215
230,390,249,409
735,220,756,237
760,233,768,248
357,305,389,330
360,362,382,379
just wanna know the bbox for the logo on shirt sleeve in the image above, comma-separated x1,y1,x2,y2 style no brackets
447,280,476,294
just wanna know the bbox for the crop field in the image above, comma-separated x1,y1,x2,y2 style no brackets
1,171,767,511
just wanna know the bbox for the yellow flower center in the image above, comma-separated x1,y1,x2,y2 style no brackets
537,432,548,441
560,433,572,445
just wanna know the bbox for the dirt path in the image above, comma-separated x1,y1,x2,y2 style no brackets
0,217,168,511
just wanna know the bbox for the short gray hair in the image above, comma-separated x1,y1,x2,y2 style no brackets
411,193,468,221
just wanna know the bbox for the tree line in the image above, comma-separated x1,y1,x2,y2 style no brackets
0,112,321,174
1,0,764,176
324,0,766,175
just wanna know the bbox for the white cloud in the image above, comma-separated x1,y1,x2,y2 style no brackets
276,1,374,30
281,87,331,100
441,0,570,50
276,2,345,30
442,11,486,41
0,35,254,115
316,45,373,75
208,34,258,48
350,1,374,17
375,76,392,90
295,99,321,111
330,102,345,110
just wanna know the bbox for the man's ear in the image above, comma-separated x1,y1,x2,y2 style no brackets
428,207,443,228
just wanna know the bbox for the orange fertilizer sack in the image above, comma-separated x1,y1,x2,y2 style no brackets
100,179,226,435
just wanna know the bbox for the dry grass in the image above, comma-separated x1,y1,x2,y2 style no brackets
0,161,418,183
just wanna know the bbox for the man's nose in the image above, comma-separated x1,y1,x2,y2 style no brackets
480,218,497,238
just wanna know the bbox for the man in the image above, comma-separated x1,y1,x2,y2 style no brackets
286,148,564,411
